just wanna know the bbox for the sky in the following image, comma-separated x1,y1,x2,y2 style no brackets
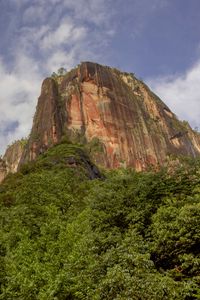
0,0,200,154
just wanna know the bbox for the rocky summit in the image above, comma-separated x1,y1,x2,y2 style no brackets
1,61,200,182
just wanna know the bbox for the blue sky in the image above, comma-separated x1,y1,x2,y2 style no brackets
0,0,200,154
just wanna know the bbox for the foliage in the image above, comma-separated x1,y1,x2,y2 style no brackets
51,68,67,78
0,143,200,299
5,138,28,152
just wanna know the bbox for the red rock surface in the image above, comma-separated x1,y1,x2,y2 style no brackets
20,62,200,170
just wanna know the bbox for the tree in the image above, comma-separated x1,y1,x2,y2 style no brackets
57,67,67,76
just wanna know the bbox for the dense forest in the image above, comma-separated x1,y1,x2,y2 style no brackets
0,140,200,299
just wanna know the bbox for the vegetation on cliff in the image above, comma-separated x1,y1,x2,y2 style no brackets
23,62,200,171
0,141,200,299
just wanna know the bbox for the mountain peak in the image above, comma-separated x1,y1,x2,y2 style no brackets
1,62,200,182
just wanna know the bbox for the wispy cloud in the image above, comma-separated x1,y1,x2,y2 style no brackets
147,59,200,129
0,0,114,154
40,19,87,50
1,0,199,155
0,57,42,154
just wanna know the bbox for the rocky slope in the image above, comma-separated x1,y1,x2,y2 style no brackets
20,62,200,170
1,61,200,183
0,158,7,183
0,140,25,183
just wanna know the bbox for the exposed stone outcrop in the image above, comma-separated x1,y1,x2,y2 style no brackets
0,140,26,183
4,140,25,173
18,62,200,170
0,158,7,183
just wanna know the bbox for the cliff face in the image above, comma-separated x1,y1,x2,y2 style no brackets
3,140,25,173
0,140,25,183
20,62,200,170
0,159,7,183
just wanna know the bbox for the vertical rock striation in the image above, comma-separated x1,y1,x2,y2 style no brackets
0,159,7,183
17,62,200,170
3,140,25,173
0,140,25,183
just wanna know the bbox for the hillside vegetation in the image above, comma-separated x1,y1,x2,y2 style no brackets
0,141,200,299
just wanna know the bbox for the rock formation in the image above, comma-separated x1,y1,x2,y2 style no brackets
0,140,25,183
20,61,200,170
0,158,7,183
1,61,200,183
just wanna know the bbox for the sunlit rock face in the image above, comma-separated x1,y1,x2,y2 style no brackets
0,141,25,183
0,159,6,183
3,141,25,173
20,62,200,170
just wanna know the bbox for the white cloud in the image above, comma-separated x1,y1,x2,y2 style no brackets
41,19,87,50
61,0,112,25
147,60,200,129
46,50,75,73
0,0,115,154
1,0,199,159
23,5,52,23
0,57,42,154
